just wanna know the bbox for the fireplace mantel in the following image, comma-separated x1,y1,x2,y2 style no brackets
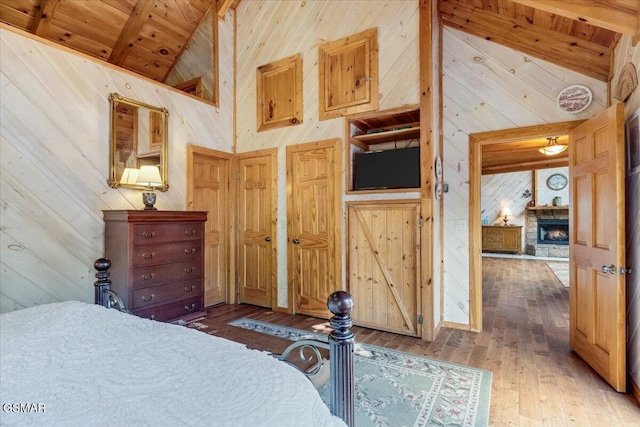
527,205,569,217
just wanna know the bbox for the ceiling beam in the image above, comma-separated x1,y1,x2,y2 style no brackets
439,0,610,81
509,0,638,37
30,0,60,36
217,0,235,18
482,157,568,175
108,0,156,66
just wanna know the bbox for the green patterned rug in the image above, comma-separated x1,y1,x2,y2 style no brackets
227,318,492,427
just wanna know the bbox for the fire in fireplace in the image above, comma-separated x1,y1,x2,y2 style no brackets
537,219,569,245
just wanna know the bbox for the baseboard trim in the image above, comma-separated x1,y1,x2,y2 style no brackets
631,377,640,405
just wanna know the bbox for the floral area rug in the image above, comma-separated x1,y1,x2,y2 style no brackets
546,261,570,288
227,318,492,427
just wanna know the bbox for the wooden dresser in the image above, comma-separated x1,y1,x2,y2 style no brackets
103,210,208,323
482,225,522,254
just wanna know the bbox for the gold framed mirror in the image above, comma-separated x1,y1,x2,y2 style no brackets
108,93,169,191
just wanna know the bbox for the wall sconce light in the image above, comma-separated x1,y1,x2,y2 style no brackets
135,165,163,210
501,207,512,226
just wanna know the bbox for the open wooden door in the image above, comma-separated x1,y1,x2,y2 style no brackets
569,103,626,392
236,149,277,309
286,139,341,318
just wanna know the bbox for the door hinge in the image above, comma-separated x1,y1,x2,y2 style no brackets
418,217,423,228
417,314,423,325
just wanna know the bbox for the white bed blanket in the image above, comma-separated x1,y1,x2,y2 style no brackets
0,301,346,427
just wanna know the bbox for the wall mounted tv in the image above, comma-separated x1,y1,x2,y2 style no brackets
354,146,420,190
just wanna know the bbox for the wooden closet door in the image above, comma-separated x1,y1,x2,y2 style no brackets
347,202,421,336
286,139,341,318
187,146,231,307
236,149,277,309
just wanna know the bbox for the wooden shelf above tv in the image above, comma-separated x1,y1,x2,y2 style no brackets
351,124,420,146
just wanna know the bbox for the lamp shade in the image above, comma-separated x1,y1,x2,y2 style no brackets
120,168,140,185
501,207,512,217
136,165,162,188
538,136,568,155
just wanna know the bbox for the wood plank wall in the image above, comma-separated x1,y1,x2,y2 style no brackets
0,20,234,313
442,27,607,324
234,1,421,309
613,34,640,398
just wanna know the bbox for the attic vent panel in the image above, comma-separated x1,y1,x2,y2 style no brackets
256,54,303,132
319,28,378,120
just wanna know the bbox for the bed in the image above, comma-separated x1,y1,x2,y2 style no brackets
0,260,355,427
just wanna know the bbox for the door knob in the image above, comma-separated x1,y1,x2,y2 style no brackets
601,264,616,274
265,236,271,242
292,238,300,244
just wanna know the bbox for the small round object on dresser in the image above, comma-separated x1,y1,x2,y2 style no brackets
546,173,568,191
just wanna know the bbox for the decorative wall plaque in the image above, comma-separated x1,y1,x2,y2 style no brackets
556,85,592,113
613,62,638,102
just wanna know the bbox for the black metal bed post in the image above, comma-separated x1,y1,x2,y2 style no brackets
94,258,112,307
327,291,355,427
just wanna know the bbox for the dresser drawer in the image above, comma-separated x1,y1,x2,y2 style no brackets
132,242,202,267
133,223,203,245
132,278,202,310
132,260,202,288
133,295,203,322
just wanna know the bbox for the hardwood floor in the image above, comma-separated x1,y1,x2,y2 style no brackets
199,257,640,426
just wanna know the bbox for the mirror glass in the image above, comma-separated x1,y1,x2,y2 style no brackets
108,93,169,191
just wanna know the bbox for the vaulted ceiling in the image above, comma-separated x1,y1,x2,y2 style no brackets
439,0,639,81
0,1,637,84
0,0,238,82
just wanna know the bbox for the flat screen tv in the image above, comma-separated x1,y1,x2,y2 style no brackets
354,146,420,190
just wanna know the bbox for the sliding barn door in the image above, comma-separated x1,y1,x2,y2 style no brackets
569,103,626,392
236,149,277,309
287,139,341,318
347,202,421,336
187,146,231,307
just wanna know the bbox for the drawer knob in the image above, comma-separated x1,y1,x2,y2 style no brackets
184,248,196,255
184,267,195,273
141,273,155,281
142,231,156,238
185,230,196,236
142,252,156,259
141,294,155,302
185,303,196,312
185,285,196,292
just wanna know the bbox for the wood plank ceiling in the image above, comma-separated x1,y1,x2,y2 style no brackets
439,0,639,82
0,0,239,82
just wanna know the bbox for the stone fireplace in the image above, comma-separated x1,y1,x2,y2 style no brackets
526,207,569,258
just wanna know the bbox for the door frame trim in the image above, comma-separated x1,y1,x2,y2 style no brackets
235,148,278,310
468,121,584,331
186,144,234,303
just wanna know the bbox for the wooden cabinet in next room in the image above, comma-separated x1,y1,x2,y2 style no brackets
482,225,522,254
103,210,208,323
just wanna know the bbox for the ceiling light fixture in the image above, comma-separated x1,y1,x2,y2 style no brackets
538,136,567,155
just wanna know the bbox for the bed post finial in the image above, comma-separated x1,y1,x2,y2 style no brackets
327,291,355,427
94,258,112,307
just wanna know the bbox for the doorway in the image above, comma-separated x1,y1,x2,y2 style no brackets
468,121,583,330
